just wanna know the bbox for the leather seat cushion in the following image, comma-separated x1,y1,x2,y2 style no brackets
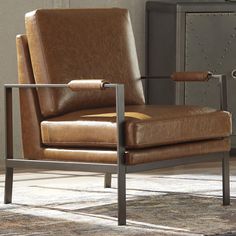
42,138,230,165
41,105,232,149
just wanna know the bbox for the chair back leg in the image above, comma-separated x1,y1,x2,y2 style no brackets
222,152,230,205
104,173,112,188
4,167,14,204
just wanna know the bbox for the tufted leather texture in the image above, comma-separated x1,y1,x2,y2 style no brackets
43,138,230,165
25,9,145,118
41,105,232,149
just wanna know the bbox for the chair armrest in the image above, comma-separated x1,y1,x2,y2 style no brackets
5,80,109,90
140,73,228,111
141,72,211,81
171,71,212,82
171,72,228,111
4,82,125,164
68,79,109,91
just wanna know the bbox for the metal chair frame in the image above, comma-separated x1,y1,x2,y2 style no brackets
4,74,230,225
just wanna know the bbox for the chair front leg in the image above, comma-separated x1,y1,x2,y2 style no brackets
118,162,126,225
222,152,230,206
115,84,126,225
4,87,14,204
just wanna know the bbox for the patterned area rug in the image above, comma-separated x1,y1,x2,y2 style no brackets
0,170,236,236
1,194,236,236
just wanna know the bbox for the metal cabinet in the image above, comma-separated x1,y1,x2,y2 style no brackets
146,1,236,151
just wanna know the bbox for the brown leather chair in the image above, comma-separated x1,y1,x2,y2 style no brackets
4,8,232,225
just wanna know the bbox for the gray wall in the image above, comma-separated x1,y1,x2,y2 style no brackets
0,0,147,167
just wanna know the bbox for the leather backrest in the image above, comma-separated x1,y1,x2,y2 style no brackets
25,8,145,117
16,35,43,159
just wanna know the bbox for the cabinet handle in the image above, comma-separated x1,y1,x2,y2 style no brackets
231,69,236,79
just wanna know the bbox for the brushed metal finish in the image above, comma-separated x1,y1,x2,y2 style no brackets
222,152,230,205
116,84,126,226
4,87,14,204
126,153,223,173
6,159,117,173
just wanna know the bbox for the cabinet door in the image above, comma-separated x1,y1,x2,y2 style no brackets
146,8,177,105
185,12,236,143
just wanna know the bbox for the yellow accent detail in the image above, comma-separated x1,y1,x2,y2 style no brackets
82,112,151,120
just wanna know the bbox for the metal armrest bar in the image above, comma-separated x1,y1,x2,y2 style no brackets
141,74,228,111
4,84,68,88
141,76,170,80
141,73,228,81
4,83,118,89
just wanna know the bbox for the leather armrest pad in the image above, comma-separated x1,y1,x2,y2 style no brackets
68,79,108,91
171,72,211,82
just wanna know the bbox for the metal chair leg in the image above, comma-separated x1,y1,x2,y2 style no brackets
115,84,126,225
104,173,112,188
222,152,230,206
118,164,126,225
4,167,14,204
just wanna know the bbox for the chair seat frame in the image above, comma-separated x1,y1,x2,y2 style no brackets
4,74,230,225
